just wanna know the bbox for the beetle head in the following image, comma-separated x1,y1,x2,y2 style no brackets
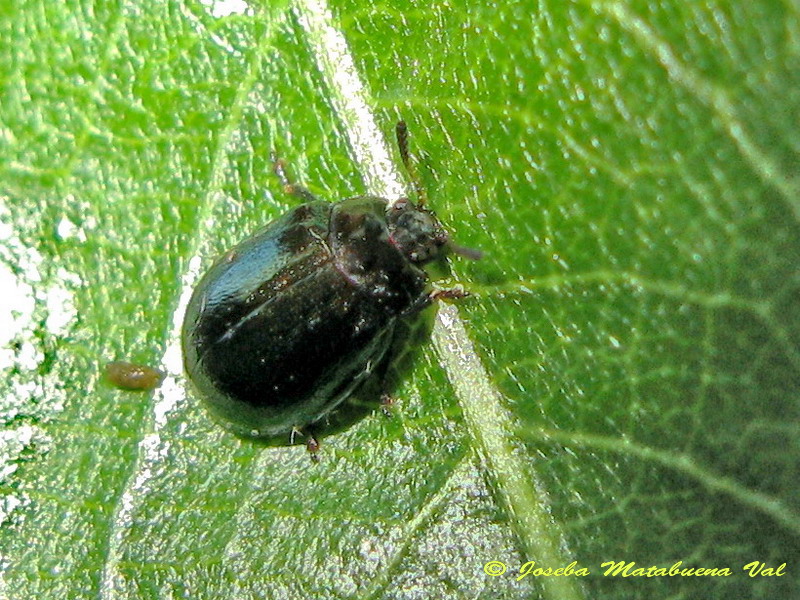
392,121,483,264
386,198,448,264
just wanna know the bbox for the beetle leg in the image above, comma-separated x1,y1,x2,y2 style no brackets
289,426,302,445
402,286,470,317
380,393,396,417
431,286,470,302
401,291,432,316
271,152,320,203
292,426,321,462
306,435,321,463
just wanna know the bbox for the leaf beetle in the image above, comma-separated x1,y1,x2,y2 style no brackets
181,122,479,457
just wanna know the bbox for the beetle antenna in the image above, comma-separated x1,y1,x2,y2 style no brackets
447,240,484,261
396,120,429,207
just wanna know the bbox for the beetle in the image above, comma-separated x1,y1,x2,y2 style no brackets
181,121,478,456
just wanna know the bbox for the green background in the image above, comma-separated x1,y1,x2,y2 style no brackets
1,0,798,598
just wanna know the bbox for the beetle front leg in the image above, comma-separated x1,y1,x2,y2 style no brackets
402,286,470,317
271,152,320,203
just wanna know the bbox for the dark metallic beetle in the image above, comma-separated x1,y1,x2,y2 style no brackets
182,122,477,453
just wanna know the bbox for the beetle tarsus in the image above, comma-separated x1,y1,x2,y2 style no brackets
380,393,396,417
306,435,321,463
431,287,470,302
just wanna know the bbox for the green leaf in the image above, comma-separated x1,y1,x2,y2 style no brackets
1,0,797,599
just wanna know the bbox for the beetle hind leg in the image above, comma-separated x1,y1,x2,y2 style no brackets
290,426,322,463
306,435,321,463
380,392,397,417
